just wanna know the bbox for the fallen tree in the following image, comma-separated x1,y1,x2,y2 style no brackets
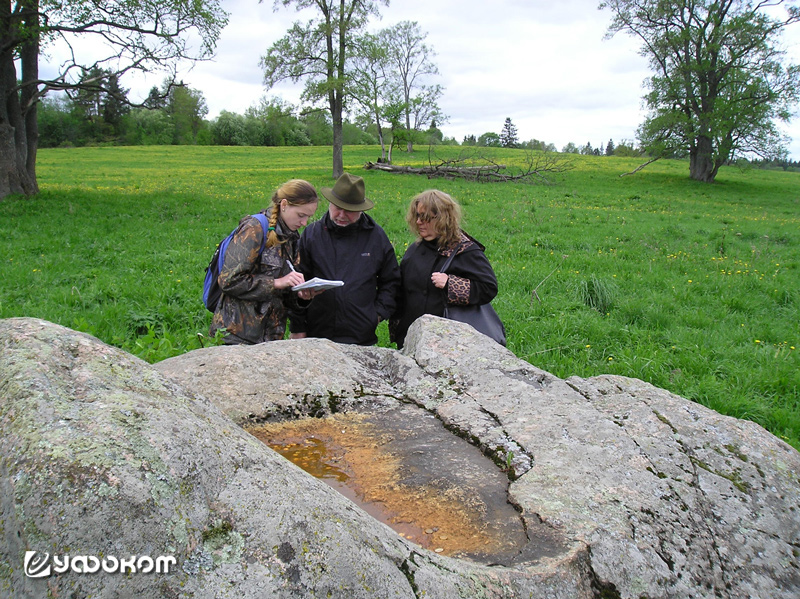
364,147,573,184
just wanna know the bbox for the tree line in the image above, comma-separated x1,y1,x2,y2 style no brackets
37,88,643,161
41,89,798,171
37,77,446,150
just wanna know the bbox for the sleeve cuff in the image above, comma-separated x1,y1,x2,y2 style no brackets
446,275,471,305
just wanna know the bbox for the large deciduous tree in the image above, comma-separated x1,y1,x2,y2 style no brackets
166,84,209,145
601,0,800,182
0,0,227,199
348,21,444,162
383,21,442,153
349,30,394,161
261,0,387,179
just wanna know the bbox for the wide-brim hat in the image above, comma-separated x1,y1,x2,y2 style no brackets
320,172,374,211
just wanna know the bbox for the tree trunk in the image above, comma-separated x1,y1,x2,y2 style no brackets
0,59,38,199
0,0,40,200
377,125,386,162
689,135,718,183
330,89,344,179
331,4,345,181
20,0,40,190
405,111,413,153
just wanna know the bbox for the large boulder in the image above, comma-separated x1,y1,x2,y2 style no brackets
2,315,799,598
0,317,592,599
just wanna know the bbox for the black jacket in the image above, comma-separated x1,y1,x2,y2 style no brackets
391,233,498,348
290,212,400,345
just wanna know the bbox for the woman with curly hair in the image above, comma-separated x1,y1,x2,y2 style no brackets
391,189,499,349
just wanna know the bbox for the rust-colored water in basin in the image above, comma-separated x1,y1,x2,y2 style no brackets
247,404,561,565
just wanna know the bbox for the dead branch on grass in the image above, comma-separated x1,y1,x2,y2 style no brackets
619,157,660,177
364,147,574,184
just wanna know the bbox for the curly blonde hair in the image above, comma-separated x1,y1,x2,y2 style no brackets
266,179,318,248
406,189,463,249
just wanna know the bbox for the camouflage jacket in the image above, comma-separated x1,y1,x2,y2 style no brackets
209,213,306,344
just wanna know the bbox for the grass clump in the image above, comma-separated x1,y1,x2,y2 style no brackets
576,275,618,314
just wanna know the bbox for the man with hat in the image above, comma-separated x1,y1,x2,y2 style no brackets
289,172,400,345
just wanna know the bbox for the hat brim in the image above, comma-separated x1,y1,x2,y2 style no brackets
321,187,374,211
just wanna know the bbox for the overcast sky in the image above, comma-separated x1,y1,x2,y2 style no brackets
47,0,800,158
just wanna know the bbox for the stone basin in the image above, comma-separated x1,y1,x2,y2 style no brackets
247,401,567,566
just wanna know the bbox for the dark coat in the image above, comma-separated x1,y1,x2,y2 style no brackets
210,214,305,344
290,211,401,345
391,232,498,348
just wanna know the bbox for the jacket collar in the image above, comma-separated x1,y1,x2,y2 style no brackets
440,231,477,257
275,215,299,243
322,211,375,235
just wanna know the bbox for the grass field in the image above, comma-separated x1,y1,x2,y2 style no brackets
1,145,798,449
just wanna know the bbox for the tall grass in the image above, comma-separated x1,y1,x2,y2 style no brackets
1,145,798,449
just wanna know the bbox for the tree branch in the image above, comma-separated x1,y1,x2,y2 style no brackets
619,157,660,177
364,147,573,184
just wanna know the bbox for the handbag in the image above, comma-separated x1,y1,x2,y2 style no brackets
443,302,506,346
439,241,506,346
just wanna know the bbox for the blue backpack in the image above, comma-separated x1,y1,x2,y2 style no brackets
202,213,270,312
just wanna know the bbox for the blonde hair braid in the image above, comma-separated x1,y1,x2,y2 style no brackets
264,179,318,249
266,204,281,249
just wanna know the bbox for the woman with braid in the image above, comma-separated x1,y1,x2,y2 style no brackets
210,179,319,344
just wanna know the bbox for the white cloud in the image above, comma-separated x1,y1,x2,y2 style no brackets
41,0,800,158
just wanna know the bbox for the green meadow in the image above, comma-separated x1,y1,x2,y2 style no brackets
1,145,798,448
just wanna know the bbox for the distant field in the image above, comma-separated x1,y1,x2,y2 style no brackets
1,145,798,448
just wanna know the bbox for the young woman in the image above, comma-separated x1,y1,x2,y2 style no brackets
391,189,499,348
210,179,318,344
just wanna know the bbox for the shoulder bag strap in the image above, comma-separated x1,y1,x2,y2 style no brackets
439,241,467,274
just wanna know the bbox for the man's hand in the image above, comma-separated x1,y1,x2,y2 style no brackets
297,287,326,301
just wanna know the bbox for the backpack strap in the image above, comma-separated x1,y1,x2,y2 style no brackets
251,213,270,253
222,213,270,268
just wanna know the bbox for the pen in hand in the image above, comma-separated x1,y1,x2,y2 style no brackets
285,259,308,293
286,259,313,299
